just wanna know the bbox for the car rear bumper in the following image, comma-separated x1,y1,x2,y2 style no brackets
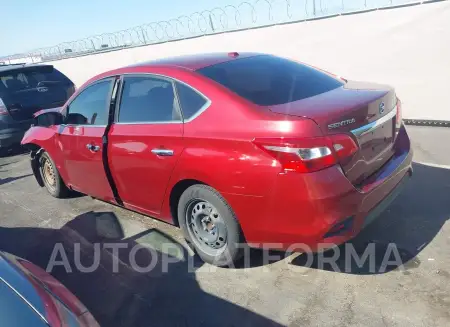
361,170,410,229
224,124,413,251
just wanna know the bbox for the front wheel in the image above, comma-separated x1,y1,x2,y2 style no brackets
39,151,70,198
178,185,245,267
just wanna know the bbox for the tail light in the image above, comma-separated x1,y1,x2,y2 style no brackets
396,97,402,128
0,98,8,116
253,135,358,173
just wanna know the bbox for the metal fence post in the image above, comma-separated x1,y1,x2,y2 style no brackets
141,28,147,44
209,14,215,32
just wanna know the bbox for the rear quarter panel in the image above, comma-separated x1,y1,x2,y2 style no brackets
159,81,324,227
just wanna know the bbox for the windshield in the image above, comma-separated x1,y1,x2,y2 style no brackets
197,55,344,106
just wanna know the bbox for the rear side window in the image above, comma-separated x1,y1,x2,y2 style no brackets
197,55,344,106
118,76,180,123
66,80,112,125
175,82,208,120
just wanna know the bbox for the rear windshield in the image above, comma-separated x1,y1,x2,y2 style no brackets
0,66,72,94
197,55,344,106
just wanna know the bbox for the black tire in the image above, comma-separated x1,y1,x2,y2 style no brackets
178,184,245,267
39,151,70,198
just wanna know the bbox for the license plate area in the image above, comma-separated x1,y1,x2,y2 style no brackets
358,117,395,161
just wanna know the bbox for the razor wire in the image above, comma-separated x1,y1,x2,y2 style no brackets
1,0,422,63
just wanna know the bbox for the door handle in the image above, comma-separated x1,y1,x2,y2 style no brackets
151,148,174,156
86,144,101,152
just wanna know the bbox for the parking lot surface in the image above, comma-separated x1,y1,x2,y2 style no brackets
0,126,449,327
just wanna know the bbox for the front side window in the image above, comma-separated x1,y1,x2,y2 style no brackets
175,82,208,120
66,80,112,125
118,76,179,123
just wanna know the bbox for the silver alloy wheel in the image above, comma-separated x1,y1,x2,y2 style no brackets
185,199,228,256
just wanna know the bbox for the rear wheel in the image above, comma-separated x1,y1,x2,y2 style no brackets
39,151,70,198
178,185,244,266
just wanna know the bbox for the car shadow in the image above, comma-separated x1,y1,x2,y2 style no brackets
0,211,283,327
0,160,20,168
291,162,450,274
0,173,33,186
66,190,86,199
232,248,289,269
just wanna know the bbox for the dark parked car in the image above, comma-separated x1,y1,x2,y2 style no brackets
0,252,99,326
0,63,74,152
22,53,413,266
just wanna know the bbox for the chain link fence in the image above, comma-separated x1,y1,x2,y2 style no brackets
1,0,433,64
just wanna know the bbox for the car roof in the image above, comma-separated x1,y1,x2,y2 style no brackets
84,52,264,87
0,63,53,74
128,52,261,71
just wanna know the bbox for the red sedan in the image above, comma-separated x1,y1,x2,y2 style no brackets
22,53,413,266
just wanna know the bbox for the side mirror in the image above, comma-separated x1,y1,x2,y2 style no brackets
35,111,64,127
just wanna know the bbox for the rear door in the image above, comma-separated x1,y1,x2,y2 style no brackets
0,65,74,122
57,78,116,201
108,75,184,216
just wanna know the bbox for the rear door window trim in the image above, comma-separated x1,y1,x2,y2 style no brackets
173,81,211,123
114,73,183,125
109,72,211,124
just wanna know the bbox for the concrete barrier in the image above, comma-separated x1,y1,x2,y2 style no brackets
48,1,450,120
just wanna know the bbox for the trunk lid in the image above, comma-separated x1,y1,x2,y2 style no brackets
268,81,398,185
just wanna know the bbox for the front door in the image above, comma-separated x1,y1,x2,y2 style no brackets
107,75,184,216
58,78,116,202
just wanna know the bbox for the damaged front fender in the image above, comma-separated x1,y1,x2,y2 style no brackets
21,125,63,188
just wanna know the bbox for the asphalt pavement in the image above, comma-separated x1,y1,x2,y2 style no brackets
0,125,449,327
